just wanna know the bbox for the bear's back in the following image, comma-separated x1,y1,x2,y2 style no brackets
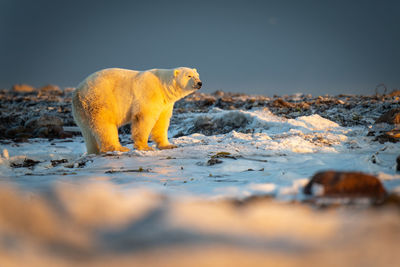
76,68,140,95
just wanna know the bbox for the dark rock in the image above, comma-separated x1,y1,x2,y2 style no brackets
13,137,29,143
375,108,400,124
59,130,73,139
200,97,216,107
190,112,252,136
14,132,33,139
12,84,35,93
10,158,40,168
34,126,49,137
25,115,63,129
215,97,235,109
0,126,5,137
5,126,26,137
51,159,68,167
304,171,387,200
23,115,69,138
397,156,400,172
211,151,238,160
207,158,223,166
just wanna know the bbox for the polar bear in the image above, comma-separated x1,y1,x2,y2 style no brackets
72,67,202,154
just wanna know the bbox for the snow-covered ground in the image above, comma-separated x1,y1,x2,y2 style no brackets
0,104,400,266
1,107,399,198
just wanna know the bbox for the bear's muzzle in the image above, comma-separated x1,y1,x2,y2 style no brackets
195,81,202,90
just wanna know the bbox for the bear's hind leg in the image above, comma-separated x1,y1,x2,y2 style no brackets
93,124,129,153
80,126,100,154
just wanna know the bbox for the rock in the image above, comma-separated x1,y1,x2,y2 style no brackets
200,97,216,107
375,128,400,143
24,115,69,138
215,97,235,109
10,158,40,168
51,159,68,167
211,151,238,160
207,158,223,166
272,98,294,108
0,126,6,138
375,108,400,124
38,84,63,96
190,112,251,136
34,126,49,137
63,87,75,94
388,90,400,97
25,115,63,129
12,84,35,93
303,171,387,200
298,102,310,110
35,125,69,138
5,126,26,137
212,90,225,97
14,132,33,139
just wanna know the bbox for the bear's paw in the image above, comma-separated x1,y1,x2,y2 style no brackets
158,144,178,150
134,144,155,151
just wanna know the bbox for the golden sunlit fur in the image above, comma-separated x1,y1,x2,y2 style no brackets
72,67,201,154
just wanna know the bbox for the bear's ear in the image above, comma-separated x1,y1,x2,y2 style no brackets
193,68,197,72
174,69,180,77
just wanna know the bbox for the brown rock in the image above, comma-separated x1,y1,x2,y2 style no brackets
298,102,311,110
12,84,35,93
388,90,400,97
272,98,294,108
304,171,387,200
212,90,225,97
63,87,75,94
375,128,400,143
38,84,63,96
375,108,400,124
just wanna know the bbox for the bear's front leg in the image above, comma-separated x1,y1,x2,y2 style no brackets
151,104,177,150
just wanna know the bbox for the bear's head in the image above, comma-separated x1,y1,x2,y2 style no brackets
173,67,202,93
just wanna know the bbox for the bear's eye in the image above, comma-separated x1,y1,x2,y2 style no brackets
188,75,192,78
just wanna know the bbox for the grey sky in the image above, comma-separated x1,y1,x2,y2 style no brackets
1,0,399,96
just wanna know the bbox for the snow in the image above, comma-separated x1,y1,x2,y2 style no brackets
1,107,398,198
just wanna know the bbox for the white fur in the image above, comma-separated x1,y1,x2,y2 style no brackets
72,67,201,154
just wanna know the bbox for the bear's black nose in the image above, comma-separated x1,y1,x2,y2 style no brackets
197,82,202,87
